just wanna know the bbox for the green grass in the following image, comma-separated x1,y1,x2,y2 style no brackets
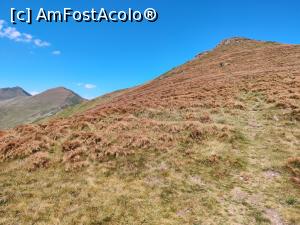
286,197,297,206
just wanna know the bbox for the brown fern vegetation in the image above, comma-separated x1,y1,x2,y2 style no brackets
0,130,5,138
0,38,299,224
287,157,300,185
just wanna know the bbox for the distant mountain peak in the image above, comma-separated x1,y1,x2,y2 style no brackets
41,87,71,93
0,86,84,129
36,87,85,101
0,87,31,101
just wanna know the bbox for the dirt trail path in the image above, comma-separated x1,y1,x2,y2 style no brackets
230,92,290,225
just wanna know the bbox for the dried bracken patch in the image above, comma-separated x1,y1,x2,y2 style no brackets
0,39,299,172
0,131,6,138
286,157,300,185
24,152,50,171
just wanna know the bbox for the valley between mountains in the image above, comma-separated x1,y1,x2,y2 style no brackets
0,38,299,224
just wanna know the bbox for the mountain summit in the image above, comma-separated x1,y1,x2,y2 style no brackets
0,87,31,101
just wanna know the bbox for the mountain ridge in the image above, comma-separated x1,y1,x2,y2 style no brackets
0,86,84,129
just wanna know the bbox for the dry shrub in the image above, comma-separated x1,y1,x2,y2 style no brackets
291,109,300,121
57,126,70,136
0,131,6,138
210,108,220,114
167,124,182,134
0,137,52,161
275,101,292,109
266,97,276,103
286,157,300,185
71,121,91,131
62,140,81,152
0,141,20,160
15,124,38,135
158,134,174,143
63,148,86,163
289,94,300,100
83,115,100,123
25,152,50,172
185,123,230,142
107,120,134,132
123,135,152,149
84,133,102,145
200,154,221,166
185,112,198,120
233,101,245,110
189,126,206,141
48,131,63,141
65,161,88,171
25,140,49,154
208,154,221,164
61,133,103,165
199,113,212,123
104,146,126,157
99,138,112,148
218,126,233,140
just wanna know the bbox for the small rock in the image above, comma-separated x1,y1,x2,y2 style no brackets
263,170,281,180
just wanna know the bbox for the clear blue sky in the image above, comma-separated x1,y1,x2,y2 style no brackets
0,0,299,99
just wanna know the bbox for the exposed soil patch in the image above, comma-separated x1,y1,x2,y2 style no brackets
265,209,285,225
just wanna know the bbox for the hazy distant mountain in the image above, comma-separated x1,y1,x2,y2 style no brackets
0,87,31,101
0,87,84,129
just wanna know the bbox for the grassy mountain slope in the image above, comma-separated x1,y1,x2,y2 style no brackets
0,87,84,129
0,38,299,225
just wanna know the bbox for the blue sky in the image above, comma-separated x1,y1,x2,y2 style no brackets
0,0,299,99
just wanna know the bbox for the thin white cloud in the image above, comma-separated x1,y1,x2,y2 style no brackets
52,50,61,55
0,19,50,47
34,39,50,47
1,27,21,40
77,83,97,89
23,33,33,42
84,84,96,89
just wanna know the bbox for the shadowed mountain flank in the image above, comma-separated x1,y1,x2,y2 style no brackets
0,87,31,101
